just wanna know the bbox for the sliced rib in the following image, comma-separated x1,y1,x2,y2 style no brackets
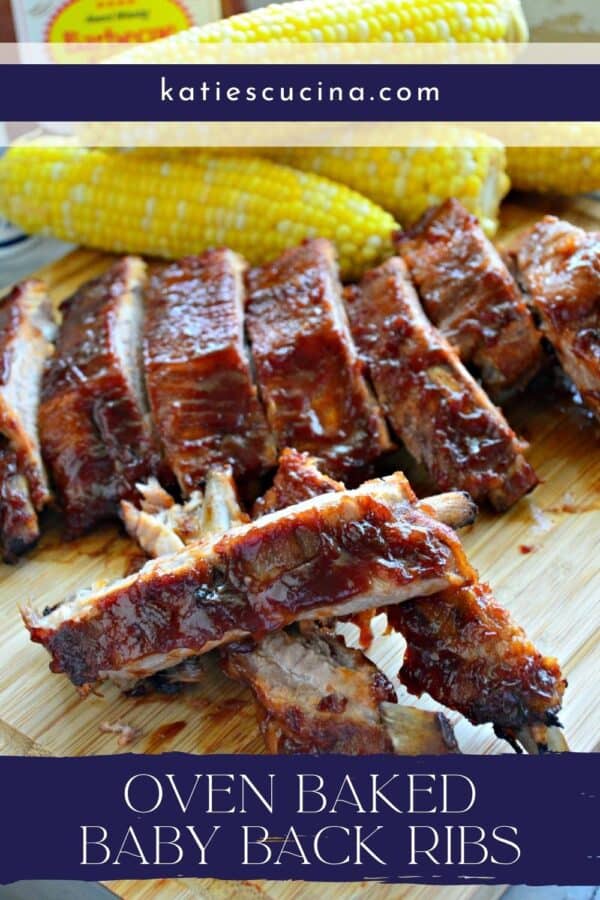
0,280,56,558
120,451,459,753
242,454,457,755
23,474,474,689
388,580,567,751
144,251,276,494
261,456,565,753
121,466,247,692
239,451,465,755
396,199,542,398
224,625,457,755
514,216,600,421
245,239,391,482
40,257,161,536
345,257,538,511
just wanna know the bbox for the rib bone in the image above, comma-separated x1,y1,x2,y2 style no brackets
23,473,472,689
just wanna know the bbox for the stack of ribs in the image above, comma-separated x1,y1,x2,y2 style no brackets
31,230,544,544
9,203,600,555
23,448,566,754
28,229,539,536
225,450,565,754
117,450,460,755
226,449,460,755
12,198,599,755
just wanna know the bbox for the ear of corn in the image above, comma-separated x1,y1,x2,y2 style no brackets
0,139,397,281
507,146,600,194
194,0,529,43
116,0,528,63
259,135,510,237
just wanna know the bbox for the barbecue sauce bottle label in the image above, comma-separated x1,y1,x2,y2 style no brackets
7,0,223,43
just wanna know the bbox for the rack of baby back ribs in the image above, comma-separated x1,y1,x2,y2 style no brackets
9,199,598,755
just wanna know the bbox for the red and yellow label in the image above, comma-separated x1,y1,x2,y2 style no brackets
46,0,194,44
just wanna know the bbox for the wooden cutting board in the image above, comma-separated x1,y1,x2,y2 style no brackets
0,194,599,900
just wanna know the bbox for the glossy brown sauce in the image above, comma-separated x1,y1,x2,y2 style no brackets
40,259,161,536
351,608,375,649
346,257,537,510
250,448,383,646
516,217,600,422
30,489,464,687
389,581,566,731
144,720,187,753
246,239,390,482
144,251,275,492
396,199,542,397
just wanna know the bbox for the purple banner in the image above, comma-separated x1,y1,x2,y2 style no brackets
0,63,599,122
1,752,598,884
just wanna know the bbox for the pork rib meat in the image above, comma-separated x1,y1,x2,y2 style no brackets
23,473,474,689
224,624,458,755
246,239,391,482
396,199,542,398
514,216,600,421
40,257,162,535
144,251,276,494
345,257,538,511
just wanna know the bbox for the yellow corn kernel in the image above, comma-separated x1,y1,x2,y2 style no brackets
507,146,600,195
0,139,397,280
259,134,510,236
116,0,528,63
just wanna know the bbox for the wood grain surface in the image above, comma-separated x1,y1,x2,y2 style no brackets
0,195,598,900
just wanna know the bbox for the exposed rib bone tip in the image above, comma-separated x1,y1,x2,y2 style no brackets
418,491,477,530
516,725,569,755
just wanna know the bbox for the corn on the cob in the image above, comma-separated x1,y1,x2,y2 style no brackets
260,135,510,236
0,140,397,280
507,146,600,194
116,0,527,63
